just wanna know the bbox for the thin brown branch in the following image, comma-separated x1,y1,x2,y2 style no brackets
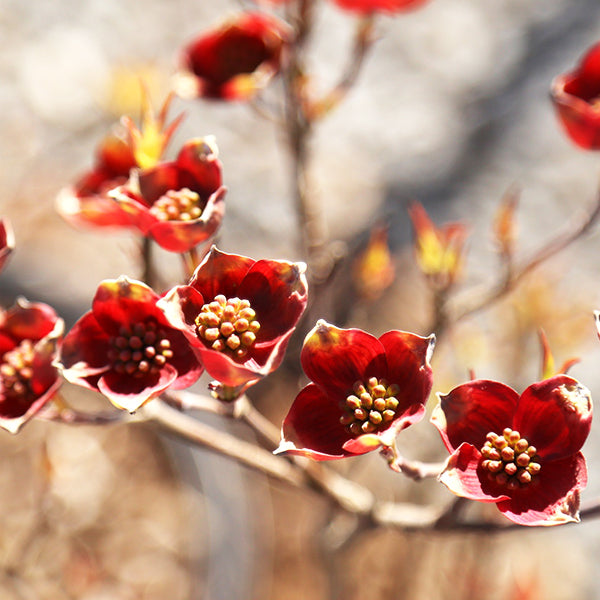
309,16,376,120
447,191,600,327
39,404,126,425
140,398,591,533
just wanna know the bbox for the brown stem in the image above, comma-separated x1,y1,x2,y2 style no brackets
141,235,155,288
141,398,598,532
443,190,600,334
309,16,376,119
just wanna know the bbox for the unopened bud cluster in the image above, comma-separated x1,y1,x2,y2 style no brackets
151,188,203,221
0,340,35,401
340,377,400,436
195,295,260,359
108,322,173,376
480,427,541,489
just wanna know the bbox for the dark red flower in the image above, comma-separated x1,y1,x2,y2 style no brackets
178,12,289,101
332,0,430,14
56,129,137,229
110,137,225,252
159,246,308,394
431,376,592,526
0,299,63,433
276,320,434,460
551,42,600,149
0,218,15,274
58,277,203,412
56,92,184,228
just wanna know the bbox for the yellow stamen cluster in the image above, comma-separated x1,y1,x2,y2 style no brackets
150,188,203,222
340,377,400,436
107,322,173,377
195,295,260,359
0,340,35,401
481,428,541,489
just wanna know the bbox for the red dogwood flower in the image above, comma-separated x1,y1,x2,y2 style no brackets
276,321,434,460
159,246,308,395
431,376,592,526
551,41,600,150
58,277,203,412
56,92,184,229
0,299,63,433
177,12,289,101
110,137,225,252
0,218,15,274
332,0,430,13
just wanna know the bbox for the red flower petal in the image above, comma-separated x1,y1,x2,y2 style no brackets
333,0,429,14
497,453,587,526
59,312,111,386
237,258,307,339
439,443,510,503
176,137,223,197
513,375,592,461
378,330,434,415
98,363,179,413
3,299,59,342
551,42,600,149
158,285,205,339
91,277,164,336
278,383,353,460
300,321,387,395
431,380,519,453
0,218,15,274
189,246,255,301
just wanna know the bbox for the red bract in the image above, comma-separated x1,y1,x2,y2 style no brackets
58,277,203,413
57,92,184,229
276,320,434,460
0,299,63,433
110,137,225,252
159,246,308,394
178,12,289,101
551,42,600,149
431,376,592,526
0,218,15,274
332,0,430,14
56,129,137,229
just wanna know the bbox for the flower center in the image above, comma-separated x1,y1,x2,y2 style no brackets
107,322,173,377
150,188,203,222
0,340,36,402
194,295,260,359
480,428,541,489
340,377,400,436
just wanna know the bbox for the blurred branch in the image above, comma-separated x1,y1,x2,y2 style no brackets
441,190,600,335
140,397,589,532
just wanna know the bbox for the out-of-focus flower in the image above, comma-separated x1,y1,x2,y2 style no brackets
538,329,579,381
110,137,225,253
492,187,519,259
353,224,395,301
58,277,203,413
332,0,430,14
551,42,600,150
0,299,63,433
0,218,15,274
276,320,434,460
159,246,308,395
431,376,592,525
56,92,183,229
177,12,289,101
408,200,468,290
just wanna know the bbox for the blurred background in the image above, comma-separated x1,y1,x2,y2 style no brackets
3,0,600,598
